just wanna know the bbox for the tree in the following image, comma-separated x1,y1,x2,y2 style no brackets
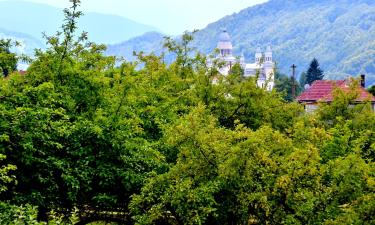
274,72,302,102
130,92,375,224
299,71,307,88
368,85,375,96
0,39,18,77
306,58,324,85
0,0,162,222
0,150,16,195
0,139,44,224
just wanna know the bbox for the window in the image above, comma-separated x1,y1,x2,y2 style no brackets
305,104,318,113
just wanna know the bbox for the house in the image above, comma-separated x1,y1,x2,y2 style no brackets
297,75,375,112
208,30,275,91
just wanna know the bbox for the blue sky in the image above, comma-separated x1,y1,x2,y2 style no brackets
14,0,268,34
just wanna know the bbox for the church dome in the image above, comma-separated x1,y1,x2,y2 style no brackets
219,30,231,42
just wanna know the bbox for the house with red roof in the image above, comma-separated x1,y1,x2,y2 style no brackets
297,75,375,112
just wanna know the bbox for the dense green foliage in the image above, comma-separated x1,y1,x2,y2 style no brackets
109,0,375,86
274,71,302,101
0,1,374,224
369,85,375,96
306,58,324,85
0,39,18,77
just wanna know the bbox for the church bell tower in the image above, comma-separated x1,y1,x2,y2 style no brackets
217,29,233,57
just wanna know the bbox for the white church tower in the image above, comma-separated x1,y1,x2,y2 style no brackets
258,45,275,91
245,44,275,91
216,29,236,75
263,45,274,91
213,30,275,90
255,46,262,64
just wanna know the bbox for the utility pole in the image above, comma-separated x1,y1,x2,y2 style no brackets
291,64,297,100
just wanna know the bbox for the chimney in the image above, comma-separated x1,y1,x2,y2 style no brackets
360,74,365,88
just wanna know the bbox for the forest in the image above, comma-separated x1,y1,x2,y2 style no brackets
0,1,374,224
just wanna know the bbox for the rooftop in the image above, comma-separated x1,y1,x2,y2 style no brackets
297,80,375,103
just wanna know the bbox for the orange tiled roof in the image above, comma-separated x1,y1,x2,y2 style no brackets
297,80,375,102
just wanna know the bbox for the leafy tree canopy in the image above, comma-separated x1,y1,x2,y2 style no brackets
0,39,18,77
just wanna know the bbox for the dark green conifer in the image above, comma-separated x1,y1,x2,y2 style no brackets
306,58,324,85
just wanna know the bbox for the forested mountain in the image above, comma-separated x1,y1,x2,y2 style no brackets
108,0,375,86
0,0,161,45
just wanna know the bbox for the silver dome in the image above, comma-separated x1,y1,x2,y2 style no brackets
219,30,231,42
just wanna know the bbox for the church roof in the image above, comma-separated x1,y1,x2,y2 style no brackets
297,80,375,103
219,30,231,42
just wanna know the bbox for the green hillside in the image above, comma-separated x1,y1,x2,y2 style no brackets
108,0,375,86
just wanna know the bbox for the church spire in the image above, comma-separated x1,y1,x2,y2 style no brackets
265,45,272,62
255,46,262,63
240,52,245,66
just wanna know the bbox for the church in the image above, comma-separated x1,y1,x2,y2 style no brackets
213,30,275,91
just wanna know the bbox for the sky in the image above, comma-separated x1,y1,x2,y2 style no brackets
13,0,268,34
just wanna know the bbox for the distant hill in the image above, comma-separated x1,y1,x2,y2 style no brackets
108,0,375,86
107,32,166,61
0,28,44,55
0,0,161,45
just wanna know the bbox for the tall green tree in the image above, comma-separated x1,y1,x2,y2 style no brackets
0,0,161,222
0,39,18,77
130,89,375,225
299,71,307,88
274,72,302,102
368,85,375,96
306,58,324,85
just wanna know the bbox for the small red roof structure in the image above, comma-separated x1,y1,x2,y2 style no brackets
297,80,375,103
